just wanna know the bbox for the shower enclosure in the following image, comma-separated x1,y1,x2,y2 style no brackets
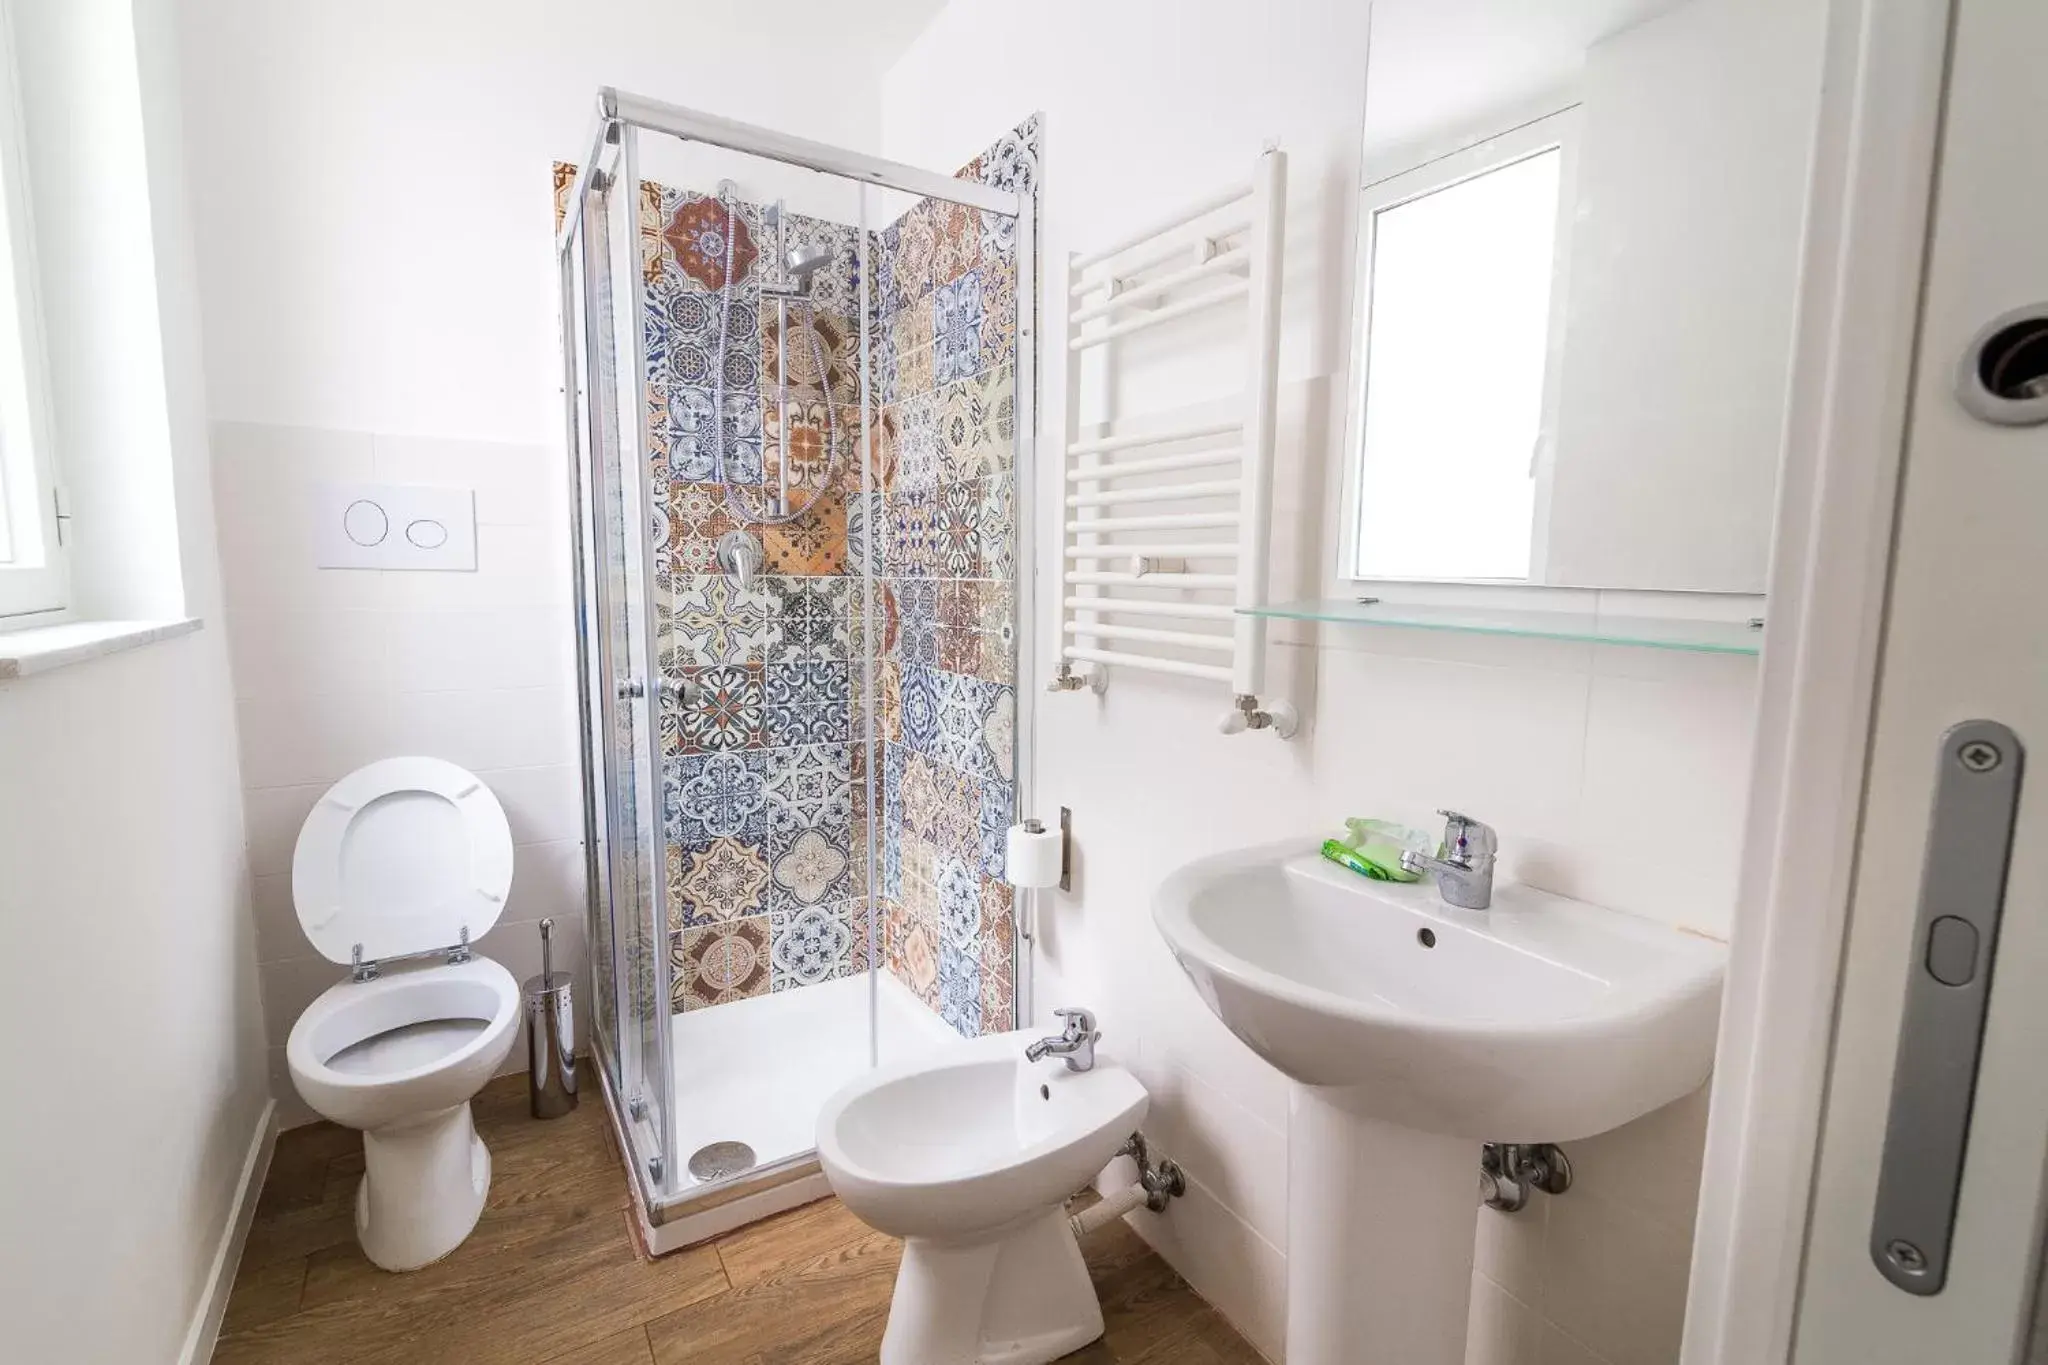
554,89,1038,1247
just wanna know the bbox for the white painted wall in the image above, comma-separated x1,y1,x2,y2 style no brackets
172,0,921,1122
174,0,922,447
0,1,271,1360
883,3,1763,1361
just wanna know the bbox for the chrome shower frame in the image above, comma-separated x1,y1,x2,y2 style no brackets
555,87,1039,1244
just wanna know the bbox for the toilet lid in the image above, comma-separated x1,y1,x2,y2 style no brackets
292,757,514,966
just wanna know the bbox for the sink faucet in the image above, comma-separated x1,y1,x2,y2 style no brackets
1401,810,1498,909
1025,1008,1099,1072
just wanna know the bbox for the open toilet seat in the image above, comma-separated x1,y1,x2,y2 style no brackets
291,755,515,970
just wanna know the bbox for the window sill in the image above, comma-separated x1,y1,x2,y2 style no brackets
0,617,203,680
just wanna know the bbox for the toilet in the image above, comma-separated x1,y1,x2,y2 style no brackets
816,1030,1149,1365
284,757,523,1272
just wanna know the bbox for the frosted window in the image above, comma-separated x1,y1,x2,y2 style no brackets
1352,148,1560,581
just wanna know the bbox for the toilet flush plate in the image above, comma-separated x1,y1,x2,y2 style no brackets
314,482,476,571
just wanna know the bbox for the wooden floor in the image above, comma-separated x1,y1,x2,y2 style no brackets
214,1071,1263,1364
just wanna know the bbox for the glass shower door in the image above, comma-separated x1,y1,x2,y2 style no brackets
566,131,675,1194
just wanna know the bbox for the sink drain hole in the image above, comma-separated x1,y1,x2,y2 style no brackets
1417,928,1437,948
687,1141,757,1182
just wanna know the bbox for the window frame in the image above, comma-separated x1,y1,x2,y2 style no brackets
1337,105,1581,587
0,0,66,624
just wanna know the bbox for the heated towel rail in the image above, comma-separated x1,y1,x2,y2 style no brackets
1050,149,1296,737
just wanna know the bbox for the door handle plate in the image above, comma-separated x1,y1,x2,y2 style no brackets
1869,719,2025,1294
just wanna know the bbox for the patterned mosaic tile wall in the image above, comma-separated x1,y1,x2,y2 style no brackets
622,172,874,1016
869,117,1039,1038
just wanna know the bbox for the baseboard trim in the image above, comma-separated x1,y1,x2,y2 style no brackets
178,1098,279,1365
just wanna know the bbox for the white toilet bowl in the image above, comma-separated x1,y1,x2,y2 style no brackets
281,757,523,1272
817,1030,1148,1365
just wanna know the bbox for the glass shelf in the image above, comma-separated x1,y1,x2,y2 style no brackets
1244,599,1764,655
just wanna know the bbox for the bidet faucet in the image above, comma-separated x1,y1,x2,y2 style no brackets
1401,809,1499,910
1025,1008,1099,1072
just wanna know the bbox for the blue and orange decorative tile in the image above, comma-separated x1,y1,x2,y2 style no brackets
932,272,985,386
938,941,982,1037
896,391,941,490
662,481,741,579
764,659,851,747
896,341,935,402
899,664,942,756
937,855,981,954
937,627,983,680
978,476,1016,580
977,778,1012,879
768,824,853,915
770,899,863,991
673,914,772,1012
676,663,765,753
671,834,773,927
886,201,936,314
932,196,983,290
936,483,983,578
672,749,770,845
760,489,847,575
762,741,853,840
669,573,778,667
765,575,846,663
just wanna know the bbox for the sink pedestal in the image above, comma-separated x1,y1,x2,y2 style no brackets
1288,1087,1478,1365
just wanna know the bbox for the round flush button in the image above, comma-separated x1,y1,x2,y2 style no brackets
342,498,389,546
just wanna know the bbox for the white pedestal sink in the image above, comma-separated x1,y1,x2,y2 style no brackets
1154,839,1725,1365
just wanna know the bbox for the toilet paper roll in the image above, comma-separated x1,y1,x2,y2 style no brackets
1005,822,1064,889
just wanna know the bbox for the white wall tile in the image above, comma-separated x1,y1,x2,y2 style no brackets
1136,1058,1290,1248
1316,647,1593,845
234,688,394,789
387,685,577,773
227,607,393,699
1131,1175,1289,1363
479,763,584,847
1572,663,1756,934
387,606,572,693
382,522,572,611
1540,1190,1692,1365
244,782,325,876
1475,1195,1550,1306
1468,1276,1546,1365
503,838,589,925
1564,1085,1712,1238
370,433,561,528
250,870,299,965
1539,1324,1615,1365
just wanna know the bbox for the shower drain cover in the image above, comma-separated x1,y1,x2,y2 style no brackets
687,1141,758,1181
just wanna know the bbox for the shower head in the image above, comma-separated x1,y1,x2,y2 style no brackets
785,242,834,293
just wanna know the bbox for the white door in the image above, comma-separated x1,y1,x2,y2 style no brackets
1792,0,2048,1357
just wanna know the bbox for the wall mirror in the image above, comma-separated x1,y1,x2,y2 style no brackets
1340,0,1826,595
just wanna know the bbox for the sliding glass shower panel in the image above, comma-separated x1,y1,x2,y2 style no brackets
634,132,883,1187
568,133,675,1192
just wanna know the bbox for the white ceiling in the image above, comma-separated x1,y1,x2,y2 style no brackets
1363,0,1690,153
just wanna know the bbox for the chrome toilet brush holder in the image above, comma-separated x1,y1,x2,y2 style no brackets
524,919,578,1119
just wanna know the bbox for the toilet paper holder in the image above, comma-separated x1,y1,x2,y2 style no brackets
1020,809,1073,893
